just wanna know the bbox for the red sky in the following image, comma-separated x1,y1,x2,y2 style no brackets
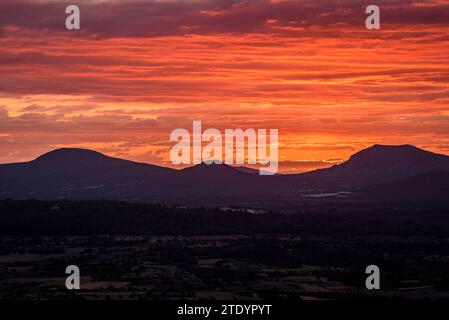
1,0,448,172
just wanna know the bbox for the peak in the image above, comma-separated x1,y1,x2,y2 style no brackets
44,148,103,155
343,144,446,169
180,162,243,175
351,144,425,159
31,148,113,168
185,162,234,170
368,144,419,151
34,148,105,161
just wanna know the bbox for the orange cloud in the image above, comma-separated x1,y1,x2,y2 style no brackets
0,1,448,171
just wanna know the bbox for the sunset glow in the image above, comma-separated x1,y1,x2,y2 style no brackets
1,0,448,172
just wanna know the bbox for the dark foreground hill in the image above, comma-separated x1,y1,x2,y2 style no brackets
364,171,449,201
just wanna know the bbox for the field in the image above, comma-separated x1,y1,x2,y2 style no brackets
1,200,449,300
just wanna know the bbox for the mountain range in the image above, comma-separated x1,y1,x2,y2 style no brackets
1,144,449,204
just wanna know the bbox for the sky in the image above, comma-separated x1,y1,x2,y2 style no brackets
0,0,448,172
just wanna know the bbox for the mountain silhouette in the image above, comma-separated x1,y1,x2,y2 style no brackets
0,148,173,199
179,162,247,177
32,148,173,174
303,144,449,187
162,163,274,198
1,144,449,202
